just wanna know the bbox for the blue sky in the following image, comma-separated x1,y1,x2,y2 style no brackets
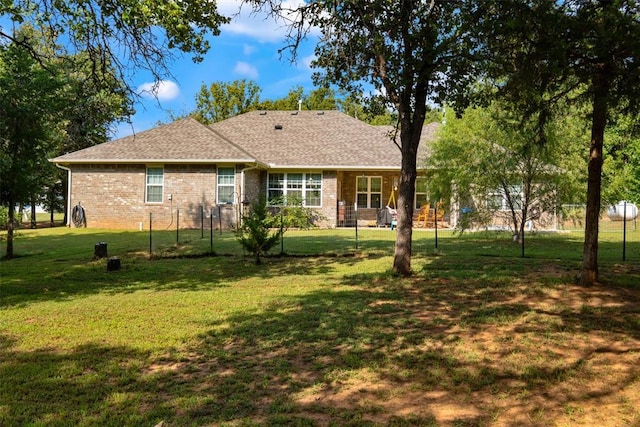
120,0,320,139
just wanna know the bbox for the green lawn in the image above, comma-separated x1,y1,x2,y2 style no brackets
1,227,639,426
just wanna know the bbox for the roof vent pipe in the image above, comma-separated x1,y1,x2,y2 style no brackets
298,99,302,111
275,124,283,130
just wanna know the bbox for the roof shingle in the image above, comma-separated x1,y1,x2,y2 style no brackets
209,110,402,169
52,118,255,164
52,111,439,170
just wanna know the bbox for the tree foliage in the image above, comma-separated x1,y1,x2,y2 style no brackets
1,26,130,257
470,0,640,284
0,27,63,257
235,199,281,265
427,104,585,250
193,79,262,124
189,80,395,125
603,111,640,205
1,0,228,95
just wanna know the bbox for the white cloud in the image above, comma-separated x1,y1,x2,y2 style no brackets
234,61,259,79
218,0,315,43
137,80,180,101
243,43,257,56
300,54,316,70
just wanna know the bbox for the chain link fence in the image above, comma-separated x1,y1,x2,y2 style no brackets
147,204,241,256
559,204,638,233
134,202,638,261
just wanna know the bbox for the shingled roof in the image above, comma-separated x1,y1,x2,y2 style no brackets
52,110,439,170
208,110,401,169
52,117,256,164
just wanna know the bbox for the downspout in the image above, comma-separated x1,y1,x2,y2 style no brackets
55,163,72,227
240,164,260,206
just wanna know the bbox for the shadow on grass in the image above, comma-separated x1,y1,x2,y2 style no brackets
3,263,638,426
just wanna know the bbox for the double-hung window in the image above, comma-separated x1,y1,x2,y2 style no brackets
305,173,322,206
146,167,164,203
267,172,322,207
356,176,382,209
415,177,429,209
217,167,236,204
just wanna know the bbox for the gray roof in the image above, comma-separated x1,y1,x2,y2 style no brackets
52,118,256,164
209,110,401,169
52,110,439,170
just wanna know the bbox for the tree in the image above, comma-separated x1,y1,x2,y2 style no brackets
304,86,339,110
602,111,640,205
1,26,131,257
193,79,262,124
0,29,64,258
258,86,304,110
1,0,228,97
472,0,640,284
249,0,472,275
338,92,397,125
427,104,584,255
257,86,338,111
235,199,281,265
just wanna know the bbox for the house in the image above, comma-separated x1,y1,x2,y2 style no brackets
51,110,441,230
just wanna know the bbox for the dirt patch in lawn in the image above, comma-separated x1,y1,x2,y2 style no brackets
148,270,640,426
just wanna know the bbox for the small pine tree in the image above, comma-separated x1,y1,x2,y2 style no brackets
235,200,281,265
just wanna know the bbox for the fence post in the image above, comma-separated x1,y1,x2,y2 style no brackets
623,201,627,262
149,212,152,257
176,208,180,245
280,207,284,255
201,205,205,239
210,208,214,253
434,203,439,251
218,205,222,235
355,202,359,250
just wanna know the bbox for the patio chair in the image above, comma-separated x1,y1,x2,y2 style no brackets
416,205,430,228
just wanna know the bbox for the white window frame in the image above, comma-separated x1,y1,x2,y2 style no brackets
217,166,236,205
356,176,382,209
267,172,323,207
415,176,429,209
489,185,523,211
145,167,164,203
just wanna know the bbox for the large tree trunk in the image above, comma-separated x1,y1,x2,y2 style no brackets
393,157,417,275
392,103,425,276
580,67,609,285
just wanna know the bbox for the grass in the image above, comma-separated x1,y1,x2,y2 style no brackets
0,227,639,426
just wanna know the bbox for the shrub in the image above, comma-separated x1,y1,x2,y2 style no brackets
235,199,281,265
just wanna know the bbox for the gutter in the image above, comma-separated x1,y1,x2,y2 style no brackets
55,163,72,227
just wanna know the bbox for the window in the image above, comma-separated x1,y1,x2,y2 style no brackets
267,172,322,207
305,173,322,206
268,173,285,201
356,176,382,209
146,167,164,203
217,167,236,204
286,173,303,201
489,185,523,211
415,177,429,209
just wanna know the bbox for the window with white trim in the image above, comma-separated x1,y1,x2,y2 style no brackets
146,167,164,203
356,176,382,209
415,177,429,209
488,185,523,211
217,167,236,204
267,172,322,207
